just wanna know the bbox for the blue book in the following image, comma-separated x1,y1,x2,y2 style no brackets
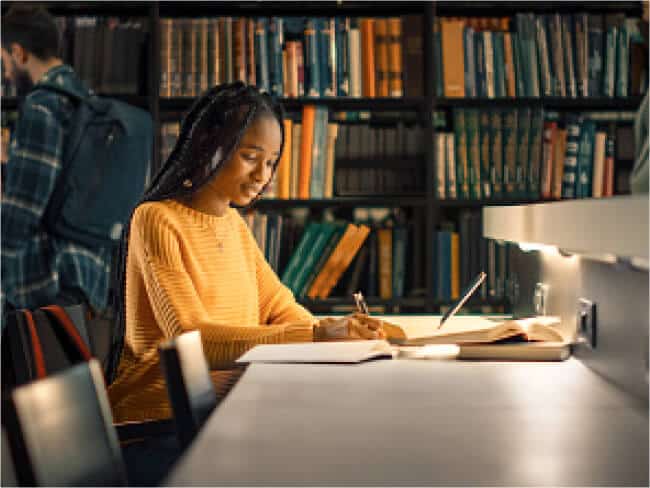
561,115,583,199
474,31,486,98
602,26,616,97
493,32,506,98
304,18,320,97
317,18,334,97
527,109,544,199
268,18,284,97
514,14,530,97
292,221,337,295
335,18,350,96
464,26,477,97
576,119,596,199
511,32,525,97
516,107,531,197
254,18,270,93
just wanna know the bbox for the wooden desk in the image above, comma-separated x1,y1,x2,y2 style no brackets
166,358,648,486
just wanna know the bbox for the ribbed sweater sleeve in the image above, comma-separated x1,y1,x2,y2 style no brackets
131,203,315,369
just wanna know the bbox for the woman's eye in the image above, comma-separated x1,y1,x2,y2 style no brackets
242,154,257,162
265,160,275,168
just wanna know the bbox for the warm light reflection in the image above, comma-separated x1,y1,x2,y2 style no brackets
518,242,559,254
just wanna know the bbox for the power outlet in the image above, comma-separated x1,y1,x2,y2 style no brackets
577,298,597,349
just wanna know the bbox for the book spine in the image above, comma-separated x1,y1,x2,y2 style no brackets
349,21,362,97
445,133,457,199
474,31,486,98
401,14,423,97
588,14,604,97
493,31,506,98
441,19,466,97
615,24,629,97
575,13,589,98
336,18,350,96
268,17,284,96
479,111,492,199
255,18,270,92
561,115,582,199
541,118,557,199
280,222,320,288
450,232,460,300
299,225,344,298
435,133,446,199
464,26,476,97
247,18,256,86
465,110,481,200
454,109,470,199
527,109,544,199
562,15,577,98
552,128,567,199
516,107,531,197
292,223,335,294
503,31,516,97
378,227,393,299
304,19,319,97
392,226,408,298
548,14,566,97
433,18,444,97
374,18,389,97
318,18,334,97
575,119,596,198
502,108,518,197
360,18,376,97
490,110,503,198
536,16,553,97
591,131,607,198
602,123,616,197
387,17,403,97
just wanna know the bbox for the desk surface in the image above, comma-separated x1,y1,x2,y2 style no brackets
166,358,648,486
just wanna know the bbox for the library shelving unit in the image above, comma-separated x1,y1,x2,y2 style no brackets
2,1,645,314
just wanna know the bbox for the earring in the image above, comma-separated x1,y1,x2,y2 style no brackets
183,179,193,188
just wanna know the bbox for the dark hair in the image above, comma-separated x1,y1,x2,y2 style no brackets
106,82,285,382
1,5,61,60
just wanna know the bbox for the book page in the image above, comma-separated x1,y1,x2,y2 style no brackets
236,340,394,364
377,315,565,345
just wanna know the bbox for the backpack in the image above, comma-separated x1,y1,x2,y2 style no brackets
39,83,152,248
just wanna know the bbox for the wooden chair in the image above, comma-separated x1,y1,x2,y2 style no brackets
159,330,218,449
3,360,127,486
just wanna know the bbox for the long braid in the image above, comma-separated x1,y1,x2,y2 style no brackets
106,82,285,383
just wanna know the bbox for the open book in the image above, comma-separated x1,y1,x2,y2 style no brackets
379,315,572,361
236,340,395,364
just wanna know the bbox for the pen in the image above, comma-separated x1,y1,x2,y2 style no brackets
353,291,369,315
437,271,487,330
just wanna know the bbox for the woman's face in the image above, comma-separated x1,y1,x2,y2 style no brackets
208,115,282,206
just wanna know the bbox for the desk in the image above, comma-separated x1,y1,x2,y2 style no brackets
166,358,648,486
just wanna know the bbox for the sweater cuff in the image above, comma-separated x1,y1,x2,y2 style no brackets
282,321,315,343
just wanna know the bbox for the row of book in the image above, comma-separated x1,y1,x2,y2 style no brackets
162,106,427,198
435,13,647,99
160,16,416,98
434,108,628,201
243,207,515,302
434,211,514,302
55,17,149,95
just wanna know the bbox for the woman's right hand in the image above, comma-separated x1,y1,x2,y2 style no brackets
314,313,386,341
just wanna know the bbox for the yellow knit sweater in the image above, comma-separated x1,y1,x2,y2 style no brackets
108,199,316,423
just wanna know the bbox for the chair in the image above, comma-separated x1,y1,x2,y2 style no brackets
3,359,127,486
158,330,218,449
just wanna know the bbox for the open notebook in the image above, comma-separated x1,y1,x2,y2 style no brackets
236,340,395,364
379,315,573,361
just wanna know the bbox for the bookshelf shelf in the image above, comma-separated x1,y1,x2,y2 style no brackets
160,97,427,114
2,1,152,16
435,97,645,111
1,95,150,111
254,196,428,208
435,1,642,15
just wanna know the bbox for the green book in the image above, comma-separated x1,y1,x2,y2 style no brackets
298,223,347,298
489,110,503,198
615,25,629,97
516,107,531,197
453,109,470,200
502,109,519,198
465,110,481,200
292,221,338,295
280,222,321,290
479,111,492,199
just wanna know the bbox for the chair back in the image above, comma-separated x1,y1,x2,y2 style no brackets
4,360,127,486
159,330,217,448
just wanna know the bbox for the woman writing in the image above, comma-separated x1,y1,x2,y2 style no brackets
107,82,385,423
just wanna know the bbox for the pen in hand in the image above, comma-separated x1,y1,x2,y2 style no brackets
353,291,369,315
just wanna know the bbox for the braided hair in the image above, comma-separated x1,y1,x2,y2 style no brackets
106,82,285,383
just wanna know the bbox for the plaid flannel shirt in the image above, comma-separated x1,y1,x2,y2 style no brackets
2,65,112,317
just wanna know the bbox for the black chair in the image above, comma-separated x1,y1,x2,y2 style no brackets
159,330,218,449
3,360,127,486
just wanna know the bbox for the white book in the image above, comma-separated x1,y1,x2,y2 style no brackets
236,340,395,364
349,28,362,98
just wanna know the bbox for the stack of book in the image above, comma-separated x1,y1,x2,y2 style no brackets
55,16,149,95
160,16,424,98
435,108,623,201
435,13,647,98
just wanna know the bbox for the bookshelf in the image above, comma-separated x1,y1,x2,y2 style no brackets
2,1,646,314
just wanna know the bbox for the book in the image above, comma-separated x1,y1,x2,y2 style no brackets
378,314,571,349
236,340,395,364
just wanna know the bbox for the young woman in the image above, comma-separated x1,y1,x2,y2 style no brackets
107,82,385,423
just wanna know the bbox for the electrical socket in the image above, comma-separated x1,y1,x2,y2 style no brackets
577,298,597,349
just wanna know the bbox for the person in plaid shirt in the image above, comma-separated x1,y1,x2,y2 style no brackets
1,6,112,319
